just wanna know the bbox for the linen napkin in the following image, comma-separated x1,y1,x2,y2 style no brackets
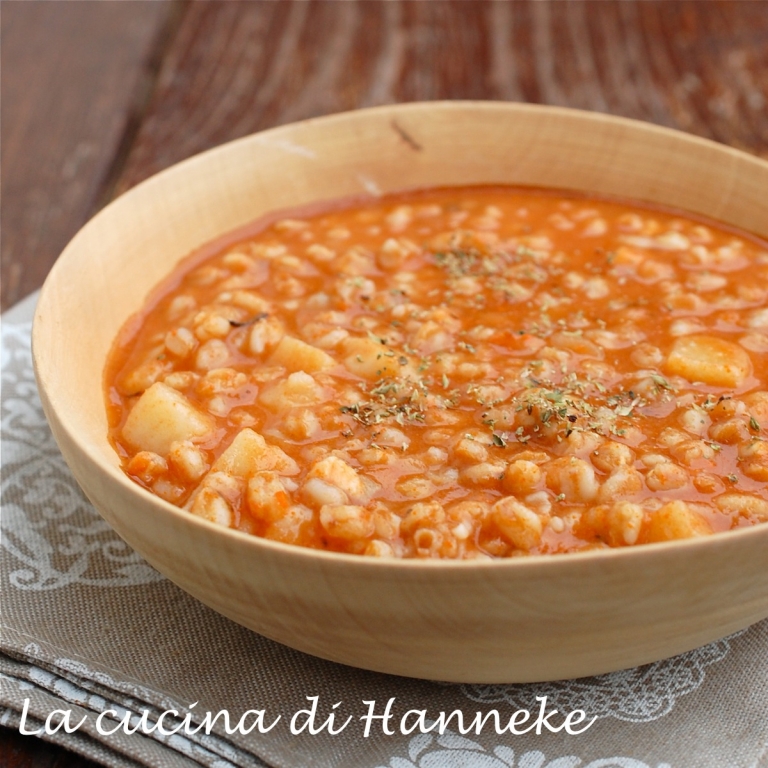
2,293,768,768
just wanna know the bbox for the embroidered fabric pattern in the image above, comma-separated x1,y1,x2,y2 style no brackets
457,631,745,723
1,323,162,591
376,731,671,768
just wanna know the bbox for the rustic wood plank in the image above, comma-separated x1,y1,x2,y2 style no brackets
638,0,768,156
0,0,179,310
114,0,768,199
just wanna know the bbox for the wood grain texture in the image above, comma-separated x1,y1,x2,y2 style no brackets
113,0,768,197
0,0,178,310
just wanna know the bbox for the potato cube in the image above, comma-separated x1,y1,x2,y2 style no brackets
122,382,214,456
665,335,752,388
212,428,299,477
267,336,334,373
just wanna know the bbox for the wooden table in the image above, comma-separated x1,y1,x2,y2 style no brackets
1,1,766,765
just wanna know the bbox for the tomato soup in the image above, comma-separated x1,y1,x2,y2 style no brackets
105,187,768,558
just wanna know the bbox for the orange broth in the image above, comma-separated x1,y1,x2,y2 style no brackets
105,186,768,558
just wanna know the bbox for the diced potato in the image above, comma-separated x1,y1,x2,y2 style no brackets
122,382,214,456
341,337,411,379
267,336,335,373
211,428,299,477
665,335,752,388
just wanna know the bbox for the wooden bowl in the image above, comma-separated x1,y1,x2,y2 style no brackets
33,102,768,682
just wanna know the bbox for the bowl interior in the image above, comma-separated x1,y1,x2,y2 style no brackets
31,102,768,682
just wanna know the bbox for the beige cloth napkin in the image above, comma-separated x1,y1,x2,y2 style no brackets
2,293,768,768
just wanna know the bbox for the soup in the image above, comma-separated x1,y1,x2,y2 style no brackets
105,187,768,558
